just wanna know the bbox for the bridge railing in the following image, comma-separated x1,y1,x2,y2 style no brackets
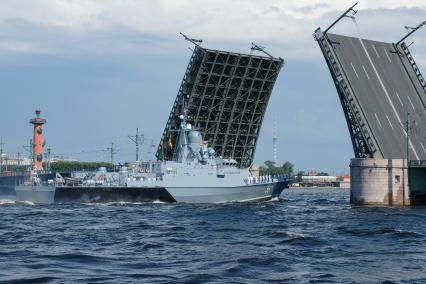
400,43,426,94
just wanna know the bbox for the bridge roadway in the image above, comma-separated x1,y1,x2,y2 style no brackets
328,33,426,160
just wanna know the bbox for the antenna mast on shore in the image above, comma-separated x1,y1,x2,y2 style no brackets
405,113,414,162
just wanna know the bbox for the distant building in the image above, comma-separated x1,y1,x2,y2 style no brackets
250,164,260,178
0,154,32,166
335,175,350,188
301,175,337,184
337,175,350,182
291,172,350,188
0,153,78,169
48,155,78,163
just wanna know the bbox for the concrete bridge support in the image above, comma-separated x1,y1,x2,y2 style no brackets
350,158,410,206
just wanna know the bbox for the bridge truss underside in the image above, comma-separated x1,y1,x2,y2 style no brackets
315,30,426,160
156,46,284,168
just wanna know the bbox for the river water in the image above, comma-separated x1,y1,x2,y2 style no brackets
1,188,425,283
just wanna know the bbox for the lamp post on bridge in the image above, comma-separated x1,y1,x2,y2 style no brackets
323,2,358,34
396,20,426,46
404,112,415,206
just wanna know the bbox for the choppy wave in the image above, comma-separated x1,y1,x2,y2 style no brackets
1,188,426,283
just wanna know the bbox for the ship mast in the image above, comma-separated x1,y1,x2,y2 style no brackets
176,96,190,162
128,128,144,162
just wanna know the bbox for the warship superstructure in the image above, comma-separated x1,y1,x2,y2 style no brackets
15,111,289,203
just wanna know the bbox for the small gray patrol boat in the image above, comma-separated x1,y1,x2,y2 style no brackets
15,111,289,204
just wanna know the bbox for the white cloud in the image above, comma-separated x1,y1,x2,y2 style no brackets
0,0,424,64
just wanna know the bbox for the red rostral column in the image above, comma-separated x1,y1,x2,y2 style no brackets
29,110,46,170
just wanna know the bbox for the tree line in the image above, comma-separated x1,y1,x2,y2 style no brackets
259,160,294,176
259,160,329,182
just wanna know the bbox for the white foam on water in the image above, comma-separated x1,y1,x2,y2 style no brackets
281,231,307,239
106,201,145,206
0,199,16,205
267,197,280,202
83,202,108,207
20,201,35,206
83,201,149,206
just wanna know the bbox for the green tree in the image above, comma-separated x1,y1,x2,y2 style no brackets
267,160,280,175
281,161,294,176
259,165,269,176
259,160,294,176
50,161,113,172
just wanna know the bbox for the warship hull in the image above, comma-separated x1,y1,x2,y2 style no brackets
0,175,28,196
15,185,56,204
166,181,287,203
15,181,288,204
15,186,176,204
0,172,69,196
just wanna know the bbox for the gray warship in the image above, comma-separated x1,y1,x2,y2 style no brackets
15,112,289,204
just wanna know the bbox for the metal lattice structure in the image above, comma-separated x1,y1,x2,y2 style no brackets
156,46,284,168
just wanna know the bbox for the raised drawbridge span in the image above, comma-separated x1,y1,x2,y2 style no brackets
156,45,284,168
315,25,426,161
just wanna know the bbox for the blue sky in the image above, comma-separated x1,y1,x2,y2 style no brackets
0,0,425,174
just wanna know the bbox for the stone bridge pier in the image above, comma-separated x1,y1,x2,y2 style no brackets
350,158,426,206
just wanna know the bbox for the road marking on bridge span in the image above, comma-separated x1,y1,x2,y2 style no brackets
395,92,404,107
384,48,392,63
407,96,415,111
360,38,420,160
375,113,383,129
421,143,426,154
385,115,394,131
372,45,380,58
362,65,370,80
351,62,359,79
